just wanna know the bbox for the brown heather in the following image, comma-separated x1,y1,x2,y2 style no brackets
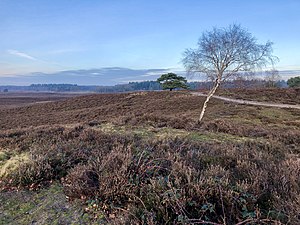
0,89,299,224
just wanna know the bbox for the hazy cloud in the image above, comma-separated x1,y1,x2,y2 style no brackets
2,67,298,86
6,49,69,70
7,49,39,61
141,69,173,77
0,67,172,85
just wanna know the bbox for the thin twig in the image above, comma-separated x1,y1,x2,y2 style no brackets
235,218,282,225
113,206,141,222
187,219,222,225
218,184,227,225
127,193,146,210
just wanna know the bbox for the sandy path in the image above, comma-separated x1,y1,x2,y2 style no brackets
191,92,300,110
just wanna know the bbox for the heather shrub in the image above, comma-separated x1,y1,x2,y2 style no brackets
1,126,299,224
64,134,300,223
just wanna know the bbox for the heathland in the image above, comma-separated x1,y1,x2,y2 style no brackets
0,88,299,224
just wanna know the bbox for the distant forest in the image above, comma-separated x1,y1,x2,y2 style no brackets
0,79,287,93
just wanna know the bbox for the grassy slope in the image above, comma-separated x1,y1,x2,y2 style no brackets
0,90,299,224
0,183,96,225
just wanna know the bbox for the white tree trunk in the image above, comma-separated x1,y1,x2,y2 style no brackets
198,80,221,122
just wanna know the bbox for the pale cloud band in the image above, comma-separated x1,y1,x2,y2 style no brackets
7,49,39,61
6,49,68,71
0,66,299,86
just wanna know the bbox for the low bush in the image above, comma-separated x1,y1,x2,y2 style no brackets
1,126,299,224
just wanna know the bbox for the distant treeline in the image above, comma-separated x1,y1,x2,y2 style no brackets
0,79,287,93
0,84,97,92
96,81,161,93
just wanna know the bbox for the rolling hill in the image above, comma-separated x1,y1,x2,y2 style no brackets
0,89,299,224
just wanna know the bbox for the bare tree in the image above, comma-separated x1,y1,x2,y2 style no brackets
232,75,246,89
183,24,277,122
264,69,280,87
233,71,256,89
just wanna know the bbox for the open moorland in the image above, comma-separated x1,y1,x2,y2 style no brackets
0,89,300,224
0,92,85,109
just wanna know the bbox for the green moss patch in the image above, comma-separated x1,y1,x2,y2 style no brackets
0,183,99,225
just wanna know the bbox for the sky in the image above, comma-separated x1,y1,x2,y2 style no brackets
0,0,300,85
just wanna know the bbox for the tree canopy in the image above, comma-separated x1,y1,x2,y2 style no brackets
182,24,277,122
287,76,300,88
157,73,188,91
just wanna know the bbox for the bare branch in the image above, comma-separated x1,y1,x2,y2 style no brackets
182,24,277,122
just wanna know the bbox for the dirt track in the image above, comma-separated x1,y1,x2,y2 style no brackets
191,92,300,109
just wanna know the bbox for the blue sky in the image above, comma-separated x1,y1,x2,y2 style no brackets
0,0,300,85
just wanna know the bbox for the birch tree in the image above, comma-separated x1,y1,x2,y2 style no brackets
183,24,277,122
265,69,280,87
